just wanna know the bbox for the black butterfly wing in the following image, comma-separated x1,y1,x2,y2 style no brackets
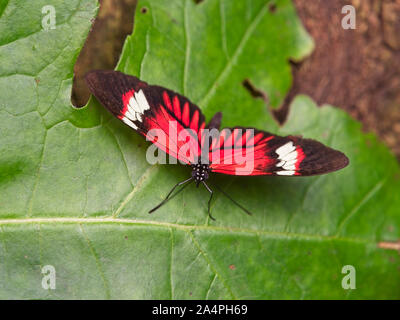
85,70,207,164
208,127,349,176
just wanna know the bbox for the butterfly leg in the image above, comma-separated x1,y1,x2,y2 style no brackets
202,181,216,221
149,177,193,214
214,185,252,216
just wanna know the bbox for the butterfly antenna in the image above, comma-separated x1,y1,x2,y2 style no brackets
149,177,194,214
202,181,216,221
214,184,253,216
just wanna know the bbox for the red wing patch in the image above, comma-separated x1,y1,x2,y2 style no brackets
208,128,349,176
85,70,206,164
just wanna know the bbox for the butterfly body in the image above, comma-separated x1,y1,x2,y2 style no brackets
192,163,210,186
85,70,349,218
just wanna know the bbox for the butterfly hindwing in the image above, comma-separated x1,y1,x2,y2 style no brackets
208,127,349,176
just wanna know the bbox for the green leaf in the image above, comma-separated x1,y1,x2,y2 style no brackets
1,0,399,299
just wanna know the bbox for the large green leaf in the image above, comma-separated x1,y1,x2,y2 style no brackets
1,0,399,299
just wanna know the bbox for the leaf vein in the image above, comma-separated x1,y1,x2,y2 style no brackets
0,0,83,48
205,273,217,300
183,0,190,95
335,178,387,236
112,164,159,218
0,217,377,245
188,230,236,299
79,224,110,299
169,228,174,299
26,130,48,217
105,125,134,188
219,0,229,59
198,2,269,108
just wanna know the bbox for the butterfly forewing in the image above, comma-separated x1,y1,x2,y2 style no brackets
85,70,206,164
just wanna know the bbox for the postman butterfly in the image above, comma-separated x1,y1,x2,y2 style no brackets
85,70,349,219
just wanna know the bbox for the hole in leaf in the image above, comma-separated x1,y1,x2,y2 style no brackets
268,2,277,13
71,0,137,108
140,7,148,14
242,79,268,102
273,59,302,124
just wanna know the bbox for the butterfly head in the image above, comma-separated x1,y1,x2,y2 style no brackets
192,163,210,186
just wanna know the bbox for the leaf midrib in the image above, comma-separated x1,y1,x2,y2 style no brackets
0,217,374,244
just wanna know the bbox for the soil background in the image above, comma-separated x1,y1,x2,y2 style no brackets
72,0,400,161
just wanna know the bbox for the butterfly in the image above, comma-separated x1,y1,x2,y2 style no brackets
85,70,349,219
